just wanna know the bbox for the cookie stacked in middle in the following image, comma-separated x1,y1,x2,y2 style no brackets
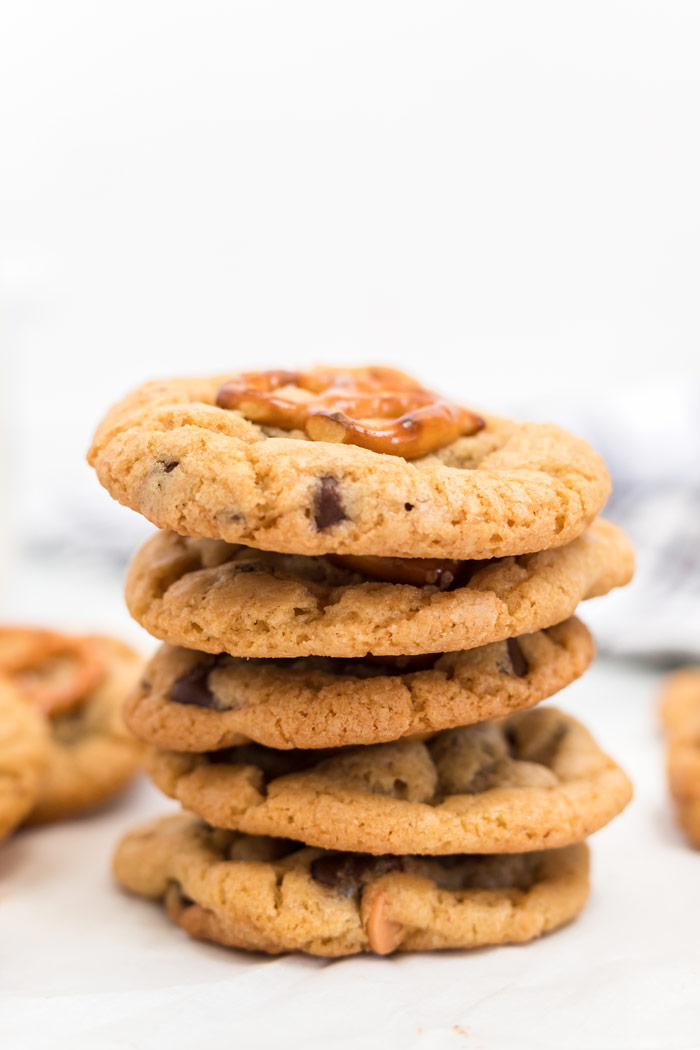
91,366,634,956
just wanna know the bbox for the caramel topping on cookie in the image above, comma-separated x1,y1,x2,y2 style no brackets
326,552,467,588
0,627,106,716
216,367,484,459
327,552,493,589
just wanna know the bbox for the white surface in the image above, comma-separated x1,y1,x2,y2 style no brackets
2,0,700,547
1,562,698,1050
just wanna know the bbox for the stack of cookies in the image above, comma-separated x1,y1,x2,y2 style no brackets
89,366,634,957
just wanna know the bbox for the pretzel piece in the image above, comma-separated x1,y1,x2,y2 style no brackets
216,367,484,459
0,627,106,716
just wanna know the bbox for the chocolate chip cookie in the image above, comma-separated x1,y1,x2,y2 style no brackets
126,618,594,752
660,668,700,847
125,519,632,659
147,707,632,854
88,367,611,560
0,677,49,841
113,812,590,956
0,627,145,824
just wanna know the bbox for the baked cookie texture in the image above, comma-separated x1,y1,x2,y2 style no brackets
125,519,633,658
147,707,632,855
0,678,49,840
126,619,594,752
88,373,611,560
113,813,590,957
660,668,700,847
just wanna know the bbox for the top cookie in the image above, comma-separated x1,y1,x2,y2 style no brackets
88,367,610,559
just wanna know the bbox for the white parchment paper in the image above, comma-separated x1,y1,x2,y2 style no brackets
1,564,698,1050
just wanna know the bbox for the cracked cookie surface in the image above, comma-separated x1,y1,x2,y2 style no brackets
88,371,611,560
113,812,590,956
147,707,632,854
125,519,633,658
126,619,594,751
660,668,700,847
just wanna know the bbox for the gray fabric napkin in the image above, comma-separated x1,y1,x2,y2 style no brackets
521,381,700,662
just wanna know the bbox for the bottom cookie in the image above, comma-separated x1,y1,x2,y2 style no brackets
660,668,700,847
113,813,590,957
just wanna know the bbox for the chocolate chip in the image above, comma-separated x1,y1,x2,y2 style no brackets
170,655,224,709
310,852,403,896
506,638,529,678
404,503,414,511
313,476,347,531
163,461,179,473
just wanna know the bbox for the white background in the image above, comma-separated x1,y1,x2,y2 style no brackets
1,3,699,1048
1,0,700,551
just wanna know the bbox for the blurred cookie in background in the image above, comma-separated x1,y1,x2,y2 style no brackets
0,676,49,841
0,626,144,827
660,668,700,847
